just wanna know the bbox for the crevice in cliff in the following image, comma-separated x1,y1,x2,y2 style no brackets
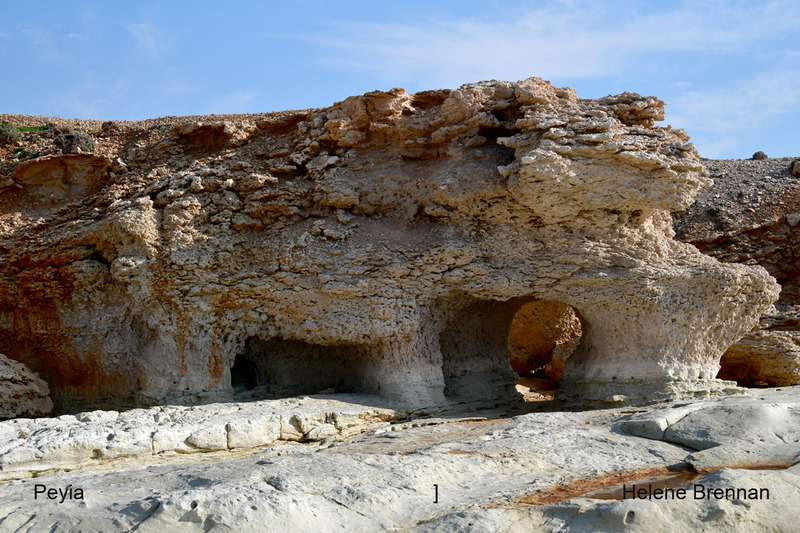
175,124,232,153
486,107,522,158
410,90,448,111
82,248,112,266
231,354,259,392
476,125,519,166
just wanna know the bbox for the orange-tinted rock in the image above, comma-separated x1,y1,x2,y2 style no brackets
1,154,111,215
718,330,800,386
508,300,582,381
0,79,779,411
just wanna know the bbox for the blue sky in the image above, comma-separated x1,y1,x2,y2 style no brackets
1,0,798,158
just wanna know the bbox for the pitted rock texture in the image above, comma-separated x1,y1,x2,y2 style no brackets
718,326,800,387
0,354,53,420
0,78,779,410
673,157,800,387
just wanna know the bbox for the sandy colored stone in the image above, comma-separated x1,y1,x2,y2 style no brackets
0,78,779,410
0,353,53,420
508,300,581,381
673,157,800,388
7,153,111,206
620,387,800,478
0,394,400,479
718,330,800,386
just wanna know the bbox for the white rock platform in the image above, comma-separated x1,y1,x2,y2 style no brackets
0,388,797,531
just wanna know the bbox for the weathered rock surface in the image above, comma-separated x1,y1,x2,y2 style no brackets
718,329,800,386
673,158,800,387
0,394,400,480
0,353,53,420
619,387,800,471
0,388,796,531
0,79,779,410
507,299,582,382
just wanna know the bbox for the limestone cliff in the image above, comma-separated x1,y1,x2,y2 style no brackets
673,157,800,387
0,78,779,411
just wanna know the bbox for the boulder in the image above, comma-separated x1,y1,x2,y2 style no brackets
0,353,53,419
0,78,779,410
3,153,111,207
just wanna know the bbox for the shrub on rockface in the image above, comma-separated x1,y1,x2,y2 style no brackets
44,123,69,138
54,131,96,154
0,124,24,145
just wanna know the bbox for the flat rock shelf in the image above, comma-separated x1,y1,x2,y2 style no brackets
0,388,797,531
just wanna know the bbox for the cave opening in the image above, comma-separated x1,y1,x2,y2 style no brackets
507,300,583,400
231,354,260,392
436,298,525,404
437,297,583,405
231,336,377,399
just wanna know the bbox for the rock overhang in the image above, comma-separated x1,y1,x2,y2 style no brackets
0,77,780,411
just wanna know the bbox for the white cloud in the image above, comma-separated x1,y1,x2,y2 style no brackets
667,70,800,157
49,91,126,119
127,23,159,58
153,78,194,97
292,1,800,88
20,26,47,45
669,70,800,134
18,25,62,60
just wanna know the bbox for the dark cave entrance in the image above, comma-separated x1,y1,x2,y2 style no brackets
231,336,378,398
438,297,583,404
231,354,260,392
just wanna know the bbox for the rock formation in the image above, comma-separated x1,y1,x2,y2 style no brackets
0,78,780,411
0,394,399,479
0,353,53,419
507,299,582,383
718,328,800,386
673,157,800,387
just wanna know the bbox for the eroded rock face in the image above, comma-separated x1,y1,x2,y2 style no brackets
507,300,582,382
718,329,800,387
0,353,53,419
0,78,779,410
673,159,800,388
